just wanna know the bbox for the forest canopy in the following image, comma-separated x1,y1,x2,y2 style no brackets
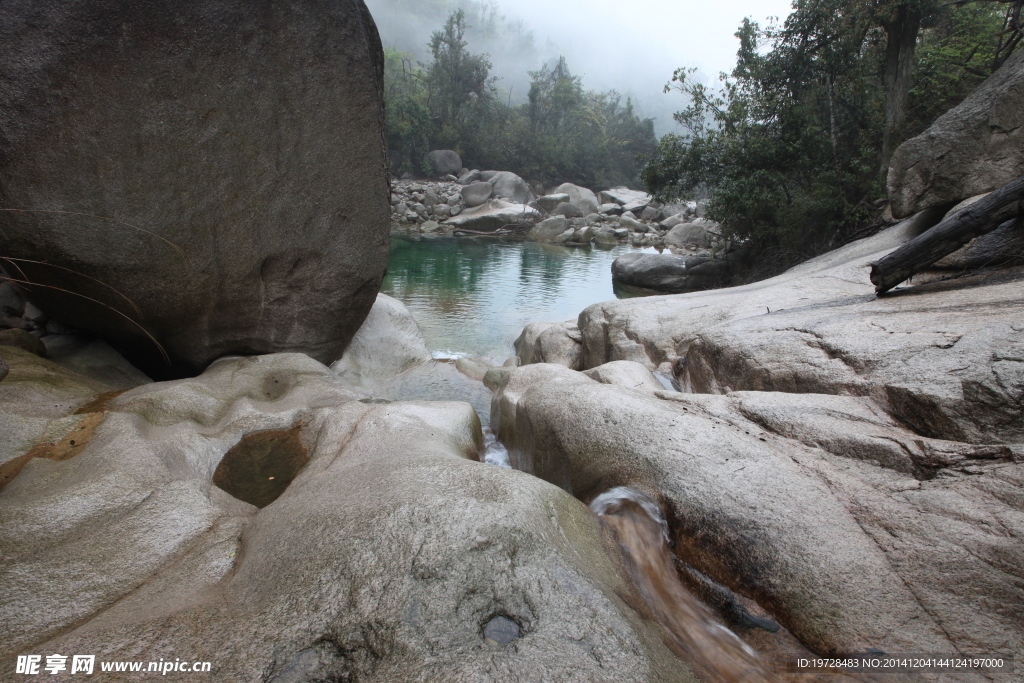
641,0,1023,261
383,9,657,188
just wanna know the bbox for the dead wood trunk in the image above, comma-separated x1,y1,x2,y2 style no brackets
871,175,1024,294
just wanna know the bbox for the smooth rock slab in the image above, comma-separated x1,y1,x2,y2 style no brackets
330,293,431,390
492,363,1022,658
611,253,689,293
577,212,1024,444
0,353,694,682
444,200,541,232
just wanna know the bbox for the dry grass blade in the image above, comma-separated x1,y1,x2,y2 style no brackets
2,257,143,317
0,208,189,266
0,275,169,364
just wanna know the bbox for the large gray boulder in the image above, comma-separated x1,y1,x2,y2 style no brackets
492,363,1021,657
444,200,540,232
0,0,391,379
489,171,536,205
598,187,652,207
513,322,582,369
553,202,584,218
537,193,571,212
611,253,689,292
460,181,494,207
664,220,716,248
330,293,431,390
0,353,692,682
888,48,1024,217
527,216,573,243
554,183,600,216
427,149,463,177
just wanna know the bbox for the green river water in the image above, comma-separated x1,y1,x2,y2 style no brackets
382,235,658,362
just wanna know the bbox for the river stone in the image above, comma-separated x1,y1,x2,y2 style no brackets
0,328,47,358
620,215,645,232
0,345,117,476
582,360,663,394
640,207,662,222
660,214,687,230
0,0,390,379
331,293,430,391
514,322,582,370
665,220,715,248
611,253,689,293
427,150,463,178
527,216,570,242
598,187,652,207
454,356,494,381
594,227,618,246
553,183,600,216
571,226,596,243
489,171,535,205
888,48,1024,217
537,193,571,212
461,181,494,207
457,169,481,185
0,282,25,318
599,203,624,216
445,200,541,232
553,202,583,218
0,353,692,682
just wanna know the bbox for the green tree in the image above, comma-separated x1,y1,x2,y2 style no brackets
425,9,495,147
642,0,1020,268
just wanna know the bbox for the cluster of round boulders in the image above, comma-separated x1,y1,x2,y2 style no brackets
390,168,733,258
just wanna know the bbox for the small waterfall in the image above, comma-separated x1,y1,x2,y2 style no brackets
591,487,779,683
481,427,511,467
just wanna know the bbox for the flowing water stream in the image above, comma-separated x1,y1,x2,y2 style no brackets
382,235,809,681
592,488,780,683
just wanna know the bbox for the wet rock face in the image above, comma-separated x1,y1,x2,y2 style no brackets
888,48,1024,217
0,352,694,682
0,0,390,378
492,363,1024,659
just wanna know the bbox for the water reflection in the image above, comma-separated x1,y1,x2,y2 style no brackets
383,235,656,360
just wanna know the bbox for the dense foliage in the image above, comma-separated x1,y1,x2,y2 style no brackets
641,0,1021,262
383,10,657,188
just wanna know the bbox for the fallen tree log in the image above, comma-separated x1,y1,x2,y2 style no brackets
871,174,1024,294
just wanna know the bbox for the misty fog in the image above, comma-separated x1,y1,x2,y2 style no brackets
364,0,794,135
